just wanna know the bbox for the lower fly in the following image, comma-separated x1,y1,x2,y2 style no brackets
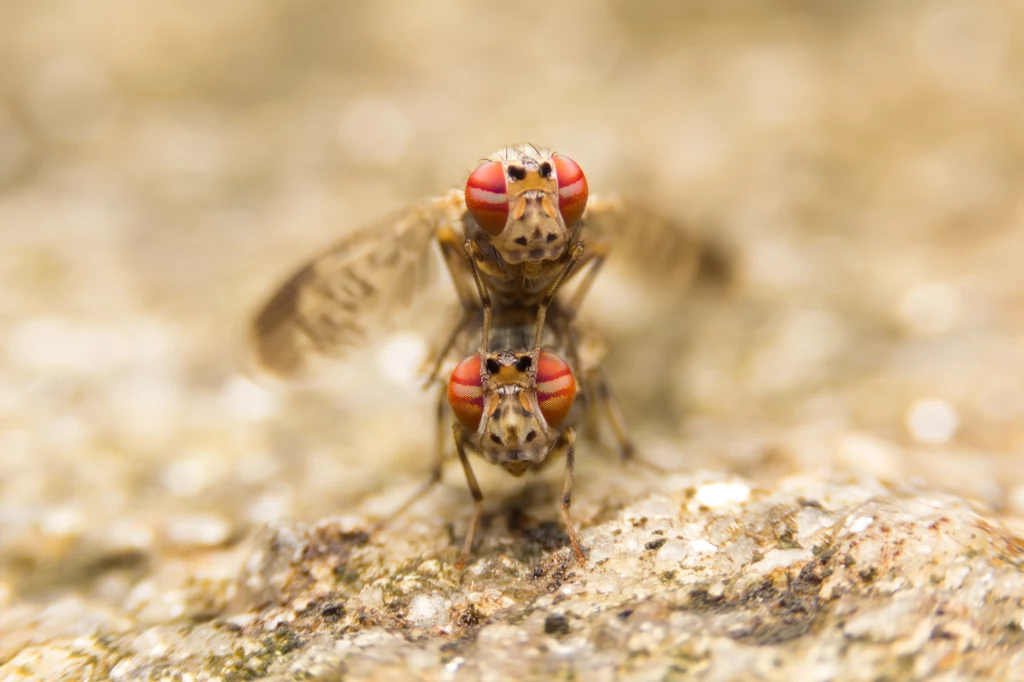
446,348,583,566
377,306,653,567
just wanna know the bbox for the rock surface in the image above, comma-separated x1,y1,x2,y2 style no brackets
2,1,1024,680
3,474,1024,680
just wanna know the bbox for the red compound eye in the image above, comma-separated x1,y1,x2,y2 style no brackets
535,351,576,427
465,161,509,236
448,354,484,430
552,155,588,228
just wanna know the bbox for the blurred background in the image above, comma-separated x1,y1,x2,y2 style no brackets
1,0,1023,598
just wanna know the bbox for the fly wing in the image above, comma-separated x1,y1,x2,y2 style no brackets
580,195,733,292
248,191,466,380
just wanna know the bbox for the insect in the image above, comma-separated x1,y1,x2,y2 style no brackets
446,341,583,565
377,303,639,566
247,144,710,386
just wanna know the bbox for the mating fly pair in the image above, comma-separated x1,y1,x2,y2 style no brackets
248,144,711,564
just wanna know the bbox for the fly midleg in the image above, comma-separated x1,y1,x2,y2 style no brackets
372,385,450,530
555,428,586,563
453,425,485,569
560,240,609,320
585,365,665,473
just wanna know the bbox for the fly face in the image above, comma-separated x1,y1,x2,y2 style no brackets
464,145,589,265
447,350,577,473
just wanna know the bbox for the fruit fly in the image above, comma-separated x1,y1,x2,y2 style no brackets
446,344,583,565
380,307,636,567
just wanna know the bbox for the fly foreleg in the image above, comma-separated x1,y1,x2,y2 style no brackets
531,241,586,367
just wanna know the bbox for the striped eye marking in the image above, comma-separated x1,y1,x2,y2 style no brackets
465,161,509,236
447,354,484,430
535,351,577,427
552,155,588,228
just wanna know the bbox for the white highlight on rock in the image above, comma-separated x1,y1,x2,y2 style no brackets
219,375,279,421
406,594,450,628
163,457,212,497
849,516,874,534
836,432,902,479
693,481,750,508
896,281,961,337
105,520,155,551
690,540,719,554
165,514,232,548
41,506,84,537
246,493,292,525
375,333,428,387
905,398,960,444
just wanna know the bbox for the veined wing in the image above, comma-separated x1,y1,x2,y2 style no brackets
581,195,733,291
248,190,466,379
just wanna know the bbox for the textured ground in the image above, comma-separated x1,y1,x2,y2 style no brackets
2,1,1024,680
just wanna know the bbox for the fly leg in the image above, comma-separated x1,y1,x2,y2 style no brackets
373,385,450,529
463,240,494,360
453,425,485,569
586,365,665,473
560,240,608,320
421,307,473,388
555,428,586,563
531,241,586,367
421,227,483,386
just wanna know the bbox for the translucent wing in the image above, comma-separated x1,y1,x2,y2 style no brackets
248,191,466,379
581,195,733,291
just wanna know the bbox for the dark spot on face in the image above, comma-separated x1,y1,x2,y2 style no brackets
526,431,537,443
507,450,522,460
485,358,500,375
515,236,528,246
490,434,502,445
507,165,526,181
539,161,553,178
491,407,502,419
515,356,532,372
546,233,557,243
